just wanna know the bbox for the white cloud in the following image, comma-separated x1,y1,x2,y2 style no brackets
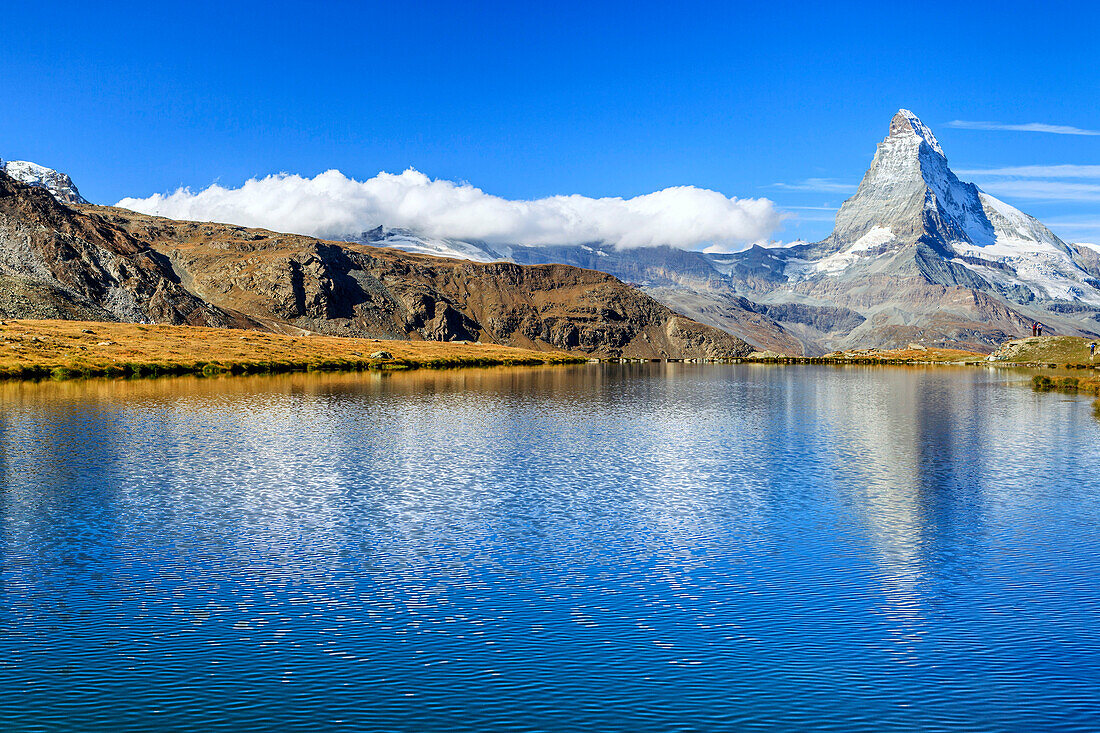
1042,219,1100,243
1044,218,1100,230
770,178,857,193
946,120,1100,136
117,168,785,251
977,180,1100,202
957,164,1100,178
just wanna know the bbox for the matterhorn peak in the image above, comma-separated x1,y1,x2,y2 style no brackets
813,106,1079,289
888,109,945,157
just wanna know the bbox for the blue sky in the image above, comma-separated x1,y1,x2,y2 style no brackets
3,0,1100,244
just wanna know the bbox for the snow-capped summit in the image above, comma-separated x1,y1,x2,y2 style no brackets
704,109,1100,349
892,108,946,157
821,108,995,257
788,109,1094,305
0,159,88,205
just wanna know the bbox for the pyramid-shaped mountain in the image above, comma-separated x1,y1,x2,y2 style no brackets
709,110,1100,350
791,110,1080,275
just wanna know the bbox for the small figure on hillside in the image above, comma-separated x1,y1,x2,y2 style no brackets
1031,322,1038,337
1037,323,1044,337
1091,342,1097,361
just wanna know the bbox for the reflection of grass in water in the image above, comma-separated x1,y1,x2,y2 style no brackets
1032,374,1100,394
1032,374,1100,422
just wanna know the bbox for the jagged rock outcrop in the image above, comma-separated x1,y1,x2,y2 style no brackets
0,159,88,205
90,205,750,358
0,174,255,327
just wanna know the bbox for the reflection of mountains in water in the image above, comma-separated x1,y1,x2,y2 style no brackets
822,370,988,586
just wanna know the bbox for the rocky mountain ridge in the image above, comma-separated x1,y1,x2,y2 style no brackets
10,110,1099,355
0,159,88,205
0,171,750,359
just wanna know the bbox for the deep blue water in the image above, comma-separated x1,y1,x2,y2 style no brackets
2,364,1099,731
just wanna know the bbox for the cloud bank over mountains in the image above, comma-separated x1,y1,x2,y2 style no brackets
117,168,785,251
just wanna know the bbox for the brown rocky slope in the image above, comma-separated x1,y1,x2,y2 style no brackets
0,174,258,328
0,173,750,359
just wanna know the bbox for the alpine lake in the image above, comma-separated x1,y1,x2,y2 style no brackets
2,363,1098,731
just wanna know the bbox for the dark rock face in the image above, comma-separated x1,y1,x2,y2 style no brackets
0,174,254,327
0,173,750,359
1071,244,1100,280
511,244,726,287
140,234,750,358
753,302,866,333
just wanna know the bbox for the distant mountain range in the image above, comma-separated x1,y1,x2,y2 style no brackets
345,111,1100,353
6,110,1100,354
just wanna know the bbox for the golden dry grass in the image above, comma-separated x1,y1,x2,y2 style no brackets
755,346,988,364
863,346,987,363
991,335,1099,365
0,319,584,380
1032,373,1100,395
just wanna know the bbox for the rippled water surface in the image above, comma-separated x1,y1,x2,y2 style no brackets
2,365,1099,731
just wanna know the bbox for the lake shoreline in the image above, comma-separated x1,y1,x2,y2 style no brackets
3,319,1098,382
0,319,586,381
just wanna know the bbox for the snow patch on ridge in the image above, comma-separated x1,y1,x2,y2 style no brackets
944,191,1098,303
848,225,895,252
357,227,503,262
0,159,88,204
786,226,896,280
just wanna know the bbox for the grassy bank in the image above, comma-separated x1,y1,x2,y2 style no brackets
745,337,1100,368
989,335,1100,366
1031,372,1100,418
0,320,585,380
743,346,988,365
1032,373,1100,395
